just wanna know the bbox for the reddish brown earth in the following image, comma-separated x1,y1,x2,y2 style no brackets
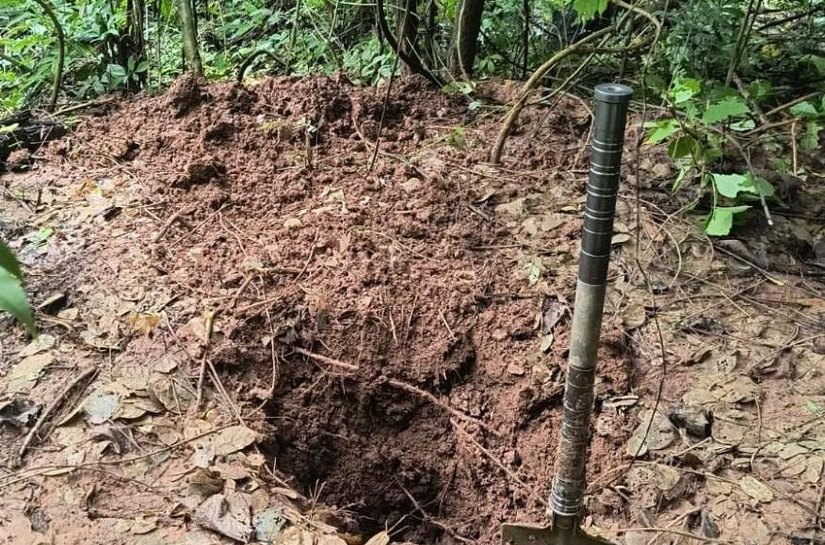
2,75,824,545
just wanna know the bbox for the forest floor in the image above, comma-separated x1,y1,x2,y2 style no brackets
1,75,824,545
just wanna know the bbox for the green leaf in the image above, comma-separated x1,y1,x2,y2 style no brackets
744,173,776,199
0,267,35,335
801,121,822,151
704,205,751,236
572,0,608,21
713,173,775,199
702,96,750,124
730,119,755,132
668,78,701,104
645,119,680,144
667,135,695,159
713,173,748,198
0,239,23,281
790,101,819,119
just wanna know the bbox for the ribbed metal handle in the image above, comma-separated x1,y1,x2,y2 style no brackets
550,83,632,519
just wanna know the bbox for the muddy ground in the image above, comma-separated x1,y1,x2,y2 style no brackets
1,75,824,545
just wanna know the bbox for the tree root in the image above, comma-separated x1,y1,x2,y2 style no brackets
489,25,615,164
236,50,288,83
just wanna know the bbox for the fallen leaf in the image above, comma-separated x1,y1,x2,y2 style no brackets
781,455,807,477
18,334,56,358
284,218,303,230
778,443,809,460
0,398,42,428
84,391,121,424
626,410,676,457
538,333,554,352
803,456,823,483
705,477,733,495
188,468,224,498
253,508,287,542
194,493,252,542
129,312,161,335
6,353,54,394
43,447,85,476
275,526,315,545
667,405,711,438
364,531,390,545
611,233,632,245
317,535,349,545
739,476,773,503
622,304,647,330
210,426,260,456
130,515,159,535
626,463,681,493
542,300,567,333
149,373,196,412
603,395,639,409
188,312,215,344
214,462,250,481
495,198,526,218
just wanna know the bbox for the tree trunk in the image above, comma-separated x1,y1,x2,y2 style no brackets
449,0,484,79
178,0,203,77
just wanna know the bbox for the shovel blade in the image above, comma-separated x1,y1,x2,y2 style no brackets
501,523,614,545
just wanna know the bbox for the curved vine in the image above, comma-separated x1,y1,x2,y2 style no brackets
375,0,443,87
32,0,65,112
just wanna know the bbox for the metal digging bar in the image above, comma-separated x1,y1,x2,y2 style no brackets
502,83,633,545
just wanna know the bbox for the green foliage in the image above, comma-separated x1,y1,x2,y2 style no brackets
644,78,786,236
0,240,36,336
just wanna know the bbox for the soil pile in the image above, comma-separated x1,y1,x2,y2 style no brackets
37,75,630,543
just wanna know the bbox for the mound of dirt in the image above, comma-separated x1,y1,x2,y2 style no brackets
25,74,632,544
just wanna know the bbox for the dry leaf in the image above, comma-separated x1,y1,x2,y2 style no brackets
803,456,823,483
705,477,733,495
626,410,675,457
253,508,287,542
622,304,647,330
18,334,56,358
275,526,315,545
7,353,54,394
364,531,390,545
194,493,252,542
130,515,159,535
129,312,161,335
84,391,121,424
739,476,773,503
210,425,260,456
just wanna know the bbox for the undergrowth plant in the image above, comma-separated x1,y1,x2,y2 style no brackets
0,240,35,335
646,74,825,236
646,78,775,235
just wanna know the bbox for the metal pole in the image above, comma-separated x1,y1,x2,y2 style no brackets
550,83,633,524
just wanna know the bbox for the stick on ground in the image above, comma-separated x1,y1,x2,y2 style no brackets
19,366,98,460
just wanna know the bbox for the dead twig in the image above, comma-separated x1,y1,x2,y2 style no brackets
19,366,98,460
450,419,545,505
389,380,500,437
293,346,360,371
398,482,475,544
1,425,232,489
153,205,194,242
292,347,499,436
